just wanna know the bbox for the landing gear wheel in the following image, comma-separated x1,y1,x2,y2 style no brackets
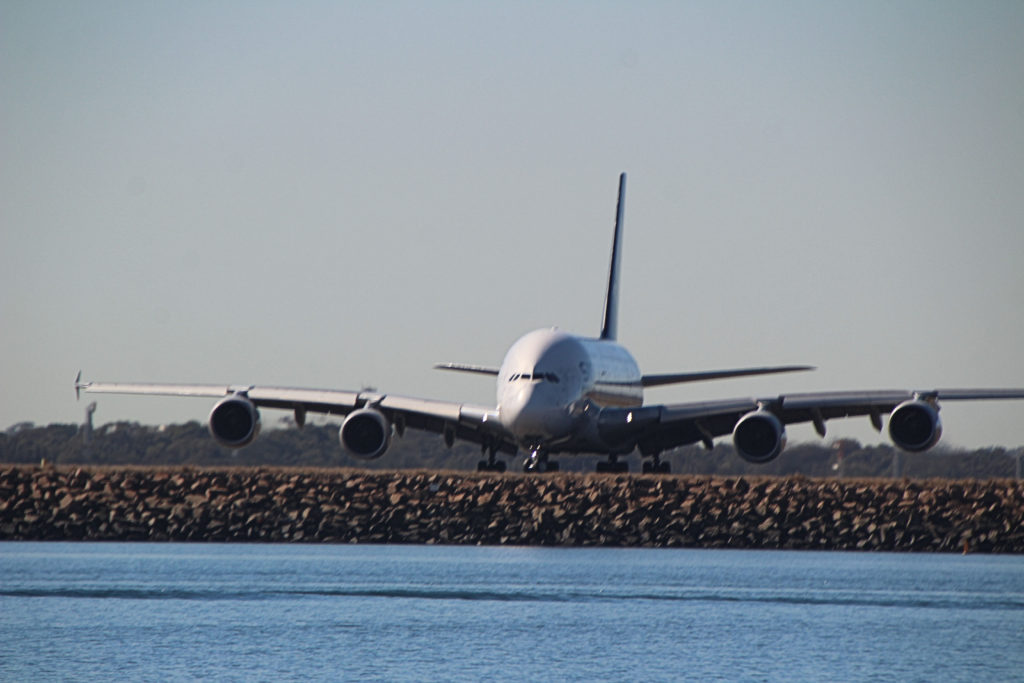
597,458,629,474
642,459,671,474
477,444,507,472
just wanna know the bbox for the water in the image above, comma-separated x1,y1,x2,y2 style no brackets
1,543,1022,682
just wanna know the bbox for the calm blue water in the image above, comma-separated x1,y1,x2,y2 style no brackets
1,543,1022,682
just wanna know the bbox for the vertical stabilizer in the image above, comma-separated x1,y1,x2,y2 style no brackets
600,173,627,341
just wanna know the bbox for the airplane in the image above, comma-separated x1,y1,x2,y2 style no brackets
76,173,1024,474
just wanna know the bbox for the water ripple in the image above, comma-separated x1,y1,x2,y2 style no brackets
4,584,1022,611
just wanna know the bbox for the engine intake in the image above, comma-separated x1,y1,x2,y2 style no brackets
208,394,261,448
889,400,942,452
340,408,392,459
733,410,786,463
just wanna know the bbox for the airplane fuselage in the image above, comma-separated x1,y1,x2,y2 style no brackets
496,328,643,453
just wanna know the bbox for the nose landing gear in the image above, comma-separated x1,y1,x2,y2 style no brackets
523,448,559,473
477,442,507,473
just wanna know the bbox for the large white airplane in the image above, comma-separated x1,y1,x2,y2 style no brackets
77,174,1024,473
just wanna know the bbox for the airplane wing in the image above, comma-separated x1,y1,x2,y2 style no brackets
641,365,814,387
433,363,501,377
597,389,1024,456
75,379,517,454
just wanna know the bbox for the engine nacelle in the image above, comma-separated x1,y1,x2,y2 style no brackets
208,394,261,448
889,400,942,452
733,410,787,463
340,408,392,459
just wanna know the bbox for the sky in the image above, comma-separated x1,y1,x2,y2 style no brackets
2,2,1023,450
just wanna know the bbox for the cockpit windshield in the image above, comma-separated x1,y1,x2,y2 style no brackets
509,372,560,383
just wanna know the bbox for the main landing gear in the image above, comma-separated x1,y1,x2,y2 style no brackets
595,454,629,474
641,454,671,474
594,454,672,474
523,448,559,473
477,442,507,472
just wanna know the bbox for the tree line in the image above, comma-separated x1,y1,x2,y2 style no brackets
2,420,1022,479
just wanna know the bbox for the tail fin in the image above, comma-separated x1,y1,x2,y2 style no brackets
600,173,627,341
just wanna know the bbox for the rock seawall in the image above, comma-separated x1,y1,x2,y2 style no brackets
2,466,1022,551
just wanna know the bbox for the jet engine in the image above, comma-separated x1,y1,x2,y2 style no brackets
888,400,942,452
340,408,392,459
208,394,261,448
733,410,786,463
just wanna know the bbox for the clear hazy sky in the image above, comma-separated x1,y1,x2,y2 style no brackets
3,2,1023,449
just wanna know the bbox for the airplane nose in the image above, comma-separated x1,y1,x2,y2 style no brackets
501,385,572,438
